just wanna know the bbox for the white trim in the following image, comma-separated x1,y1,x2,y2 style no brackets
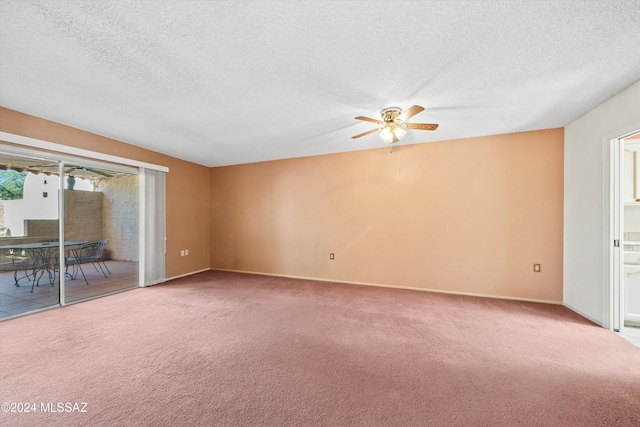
0,131,168,172
210,268,563,305
603,122,640,331
165,268,211,282
564,302,602,326
0,304,61,322
614,137,623,332
605,136,623,331
58,162,66,306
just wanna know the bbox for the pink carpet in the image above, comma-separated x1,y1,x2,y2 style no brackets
1,270,639,426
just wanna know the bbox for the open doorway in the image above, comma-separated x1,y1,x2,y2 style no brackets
610,130,640,346
621,132,640,345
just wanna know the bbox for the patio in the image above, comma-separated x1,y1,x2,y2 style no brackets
0,151,140,319
0,260,138,318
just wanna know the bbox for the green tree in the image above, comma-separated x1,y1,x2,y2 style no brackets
0,170,28,200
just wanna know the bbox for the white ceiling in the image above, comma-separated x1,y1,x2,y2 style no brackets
1,1,639,167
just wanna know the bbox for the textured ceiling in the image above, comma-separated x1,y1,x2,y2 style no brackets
1,1,639,167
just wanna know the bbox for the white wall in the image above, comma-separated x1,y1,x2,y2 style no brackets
4,173,92,236
564,80,640,325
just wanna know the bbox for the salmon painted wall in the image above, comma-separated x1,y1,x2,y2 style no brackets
0,107,210,279
210,129,564,302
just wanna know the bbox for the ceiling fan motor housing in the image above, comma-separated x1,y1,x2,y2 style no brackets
380,107,402,123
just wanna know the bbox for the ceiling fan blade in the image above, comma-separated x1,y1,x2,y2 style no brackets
355,116,383,125
352,128,380,139
403,123,439,131
398,105,425,122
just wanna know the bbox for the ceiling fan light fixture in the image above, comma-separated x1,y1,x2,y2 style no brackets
392,126,406,140
380,126,394,143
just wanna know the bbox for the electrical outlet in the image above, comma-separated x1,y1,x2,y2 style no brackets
185,249,189,256
180,250,185,257
533,264,541,272
330,253,334,260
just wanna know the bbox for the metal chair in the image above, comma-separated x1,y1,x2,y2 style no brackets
0,248,29,286
0,248,48,292
65,239,110,285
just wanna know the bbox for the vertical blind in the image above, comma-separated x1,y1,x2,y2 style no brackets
140,167,166,286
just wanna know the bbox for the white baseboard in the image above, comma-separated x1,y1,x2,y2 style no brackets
562,302,603,326
210,268,562,305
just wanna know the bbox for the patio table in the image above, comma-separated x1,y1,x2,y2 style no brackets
0,241,88,291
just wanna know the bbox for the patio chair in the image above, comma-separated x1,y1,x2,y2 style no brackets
0,248,29,286
0,248,48,292
65,239,110,285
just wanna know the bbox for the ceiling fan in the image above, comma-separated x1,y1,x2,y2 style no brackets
352,105,438,143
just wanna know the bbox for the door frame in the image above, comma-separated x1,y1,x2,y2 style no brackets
604,123,640,332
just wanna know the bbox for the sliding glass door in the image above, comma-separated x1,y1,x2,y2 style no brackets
0,152,61,317
0,151,140,318
63,162,139,304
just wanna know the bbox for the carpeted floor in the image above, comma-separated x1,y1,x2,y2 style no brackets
1,270,639,426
